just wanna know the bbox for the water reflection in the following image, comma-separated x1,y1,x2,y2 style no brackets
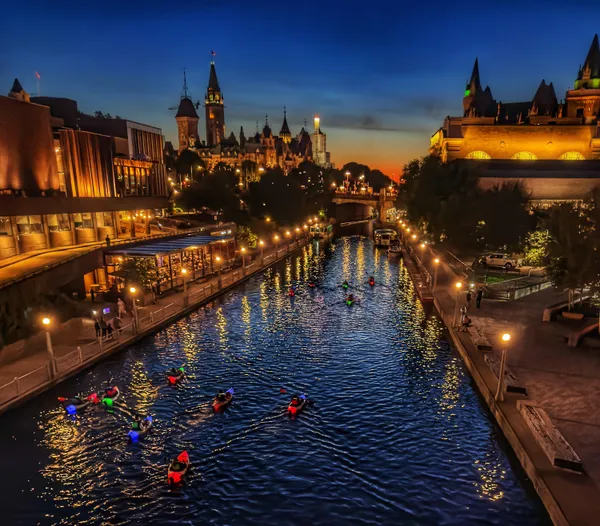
0,236,549,526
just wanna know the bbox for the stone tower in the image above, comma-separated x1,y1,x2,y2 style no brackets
205,55,225,147
566,34,600,121
279,107,291,144
175,71,199,152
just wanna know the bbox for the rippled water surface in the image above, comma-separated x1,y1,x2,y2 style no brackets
0,236,549,525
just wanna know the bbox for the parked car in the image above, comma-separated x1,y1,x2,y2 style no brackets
479,253,522,270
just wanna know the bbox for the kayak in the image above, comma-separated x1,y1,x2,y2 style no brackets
346,297,355,306
58,396,90,415
168,450,190,485
128,415,153,443
102,386,120,407
212,387,234,411
288,394,307,417
368,279,375,287
166,367,185,386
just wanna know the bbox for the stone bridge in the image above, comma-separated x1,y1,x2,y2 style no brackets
332,190,396,220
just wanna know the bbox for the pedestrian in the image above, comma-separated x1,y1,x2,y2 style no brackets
460,306,467,327
94,318,101,339
90,288,95,303
476,288,483,309
117,297,126,319
466,289,472,309
105,234,111,247
99,317,108,338
113,316,123,335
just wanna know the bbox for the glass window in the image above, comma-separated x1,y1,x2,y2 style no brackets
16,215,43,235
96,212,113,228
558,151,585,160
511,152,537,160
465,151,491,160
73,212,93,229
0,216,12,236
47,214,70,232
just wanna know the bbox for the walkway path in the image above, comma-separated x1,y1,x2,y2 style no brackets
403,238,600,526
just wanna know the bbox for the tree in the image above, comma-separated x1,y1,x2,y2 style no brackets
523,230,552,267
248,168,307,225
121,258,158,291
545,204,598,304
236,225,258,249
176,150,205,180
178,170,239,218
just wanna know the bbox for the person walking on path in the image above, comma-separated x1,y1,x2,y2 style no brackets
117,297,126,319
105,234,111,247
476,288,483,309
466,289,472,310
94,318,101,339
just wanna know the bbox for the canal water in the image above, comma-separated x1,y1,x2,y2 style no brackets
0,236,549,525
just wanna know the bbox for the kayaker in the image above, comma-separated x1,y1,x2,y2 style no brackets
342,280,349,289
369,276,375,286
216,389,226,402
290,394,301,406
105,386,118,397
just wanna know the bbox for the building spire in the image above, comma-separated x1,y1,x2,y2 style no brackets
182,68,189,99
467,58,482,92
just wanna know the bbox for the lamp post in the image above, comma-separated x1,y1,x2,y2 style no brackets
215,255,222,288
241,247,246,275
285,231,291,252
181,268,188,294
419,243,427,268
42,317,56,378
452,282,463,328
129,286,139,331
274,235,280,257
495,333,512,402
259,240,265,264
433,258,440,291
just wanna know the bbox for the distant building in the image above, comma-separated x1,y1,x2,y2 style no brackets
311,115,331,168
0,79,169,261
429,35,600,202
175,60,323,174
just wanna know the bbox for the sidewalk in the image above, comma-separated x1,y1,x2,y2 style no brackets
403,239,600,526
0,238,307,412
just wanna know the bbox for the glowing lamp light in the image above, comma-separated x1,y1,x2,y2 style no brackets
259,240,265,246
455,282,462,290
295,227,300,233
215,256,221,262
129,286,136,294
241,247,246,253
406,227,411,232
411,234,417,240
274,235,280,241
42,317,51,326
285,231,291,237
265,217,271,223
181,268,187,275
420,243,425,249
303,224,308,229
434,258,440,264
502,333,511,343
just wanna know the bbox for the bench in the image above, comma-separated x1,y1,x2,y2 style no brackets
468,325,493,352
517,400,583,473
484,352,527,395
562,311,584,320
543,296,590,322
568,322,599,347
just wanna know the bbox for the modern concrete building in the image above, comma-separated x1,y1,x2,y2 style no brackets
0,80,170,261
429,35,600,202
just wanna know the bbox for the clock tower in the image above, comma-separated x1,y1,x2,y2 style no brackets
205,55,225,147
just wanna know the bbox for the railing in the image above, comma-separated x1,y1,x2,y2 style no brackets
0,236,309,412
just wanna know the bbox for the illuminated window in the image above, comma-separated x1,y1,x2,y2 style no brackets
47,214,70,232
0,217,12,236
511,152,537,160
16,215,43,235
559,151,585,160
73,213,93,229
465,151,491,160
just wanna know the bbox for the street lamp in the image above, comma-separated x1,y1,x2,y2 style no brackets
411,234,417,241
181,268,188,294
215,255,222,288
42,317,56,378
452,282,463,328
240,247,246,268
419,242,427,267
129,286,139,330
495,333,512,402
265,216,271,223
274,234,280,255
259,240,265,263
433,258,440,291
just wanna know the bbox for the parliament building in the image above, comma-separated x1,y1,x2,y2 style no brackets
174,61,331,175
430,35,600,201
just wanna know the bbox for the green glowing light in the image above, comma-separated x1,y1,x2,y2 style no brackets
464,89,471,97
103,398,113,407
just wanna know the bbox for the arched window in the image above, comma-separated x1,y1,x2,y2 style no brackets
511,152,537,160
559,151,585,160
465,151,491,160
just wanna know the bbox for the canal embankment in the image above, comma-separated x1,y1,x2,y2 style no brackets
0,238,310,415
398,238,600,526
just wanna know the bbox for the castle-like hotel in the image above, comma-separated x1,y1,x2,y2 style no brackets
430,34,600,201
174,61,331,173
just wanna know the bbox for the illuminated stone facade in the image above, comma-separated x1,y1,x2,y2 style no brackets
431,35,600,163
430,35,600,201
176,62,316,174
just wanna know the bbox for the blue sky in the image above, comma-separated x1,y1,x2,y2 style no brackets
2,0,600,175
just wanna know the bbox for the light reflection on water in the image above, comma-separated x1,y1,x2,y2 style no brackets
0,236,549,525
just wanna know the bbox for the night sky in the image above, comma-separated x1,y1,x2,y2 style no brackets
2,1,600,175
